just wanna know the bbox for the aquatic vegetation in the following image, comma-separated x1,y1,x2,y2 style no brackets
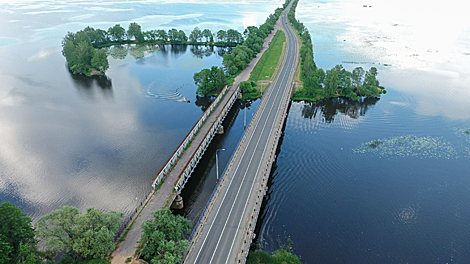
454,128,470,143
353,135,458,159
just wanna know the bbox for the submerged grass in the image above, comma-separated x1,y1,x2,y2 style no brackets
353,134,459,159
247,249,301,264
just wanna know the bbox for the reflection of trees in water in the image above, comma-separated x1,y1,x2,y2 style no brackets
240,98,257,109
108,44,161,60
107,45,128,60
170,44,188,55
217,46,233,57
69,71,113,99
190,45,214,58
195,96,258,114
129,45,146,59
301,97,380,123
195,95,214,112
107,44,229,60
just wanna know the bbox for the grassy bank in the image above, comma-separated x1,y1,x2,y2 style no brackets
244,30,286,99
247,249,301,264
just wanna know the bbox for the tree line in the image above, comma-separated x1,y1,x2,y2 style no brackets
0,199,190,264
62,22,245,76
84,23,244,48
193,2,289,97
288,0,386,101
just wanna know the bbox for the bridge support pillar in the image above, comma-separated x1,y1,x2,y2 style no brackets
170,194,184,210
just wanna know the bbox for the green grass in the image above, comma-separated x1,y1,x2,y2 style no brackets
249,30,286,84
246,249,301,264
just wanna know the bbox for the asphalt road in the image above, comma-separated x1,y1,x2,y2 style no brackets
184,2,298,263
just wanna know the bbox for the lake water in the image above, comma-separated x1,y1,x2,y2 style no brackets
254,0,470,263
1,0,470,263
0,0,281,220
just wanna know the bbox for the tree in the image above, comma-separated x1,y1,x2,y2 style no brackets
189,27,202,43
194,68,212,96
239,81,257,94
202,29,213,42
194,66,227,96
127,22,144,42
217,30,227,42
0,235,11,264
91,49,109,72
35,206,123,261
140,208,191,264
83,27,108,47
62,31,94,75
0,199,42,264
168,28,178,43
364,67,379,86
227,29,242,43
157,29,168,42
107,24,126,42
324,68,339,98
177,30,188,44
351,67,365,87
144,30,158,42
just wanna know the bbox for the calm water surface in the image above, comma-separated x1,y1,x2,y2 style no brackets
2,0,470,263
0,0,282,220
255,0,470,263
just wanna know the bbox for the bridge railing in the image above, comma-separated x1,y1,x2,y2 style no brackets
152,85,230,189
174,85,240,191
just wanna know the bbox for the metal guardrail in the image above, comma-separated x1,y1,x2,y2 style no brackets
152,85,230,189
174,86,240,191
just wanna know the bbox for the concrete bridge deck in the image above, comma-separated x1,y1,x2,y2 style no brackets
182,1,298,263
111,19,283,264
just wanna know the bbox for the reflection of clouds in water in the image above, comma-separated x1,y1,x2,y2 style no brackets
27,47,61,62
84,7,134,12
307,0,470,68
389,101,410,107
297,0,470,120
0,69,149,220
23,10,74,15
381,66,470,120
68,14,95,21
0,37,20,47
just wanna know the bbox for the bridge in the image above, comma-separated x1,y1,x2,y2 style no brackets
182,1,298,263
110,7,290,262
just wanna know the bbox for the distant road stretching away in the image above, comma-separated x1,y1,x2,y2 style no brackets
183,1,298,263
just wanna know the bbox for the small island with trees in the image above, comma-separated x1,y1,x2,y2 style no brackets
62,23,245,76
287,0,386,101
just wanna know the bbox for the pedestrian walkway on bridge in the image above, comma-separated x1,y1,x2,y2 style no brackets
111,22,283,264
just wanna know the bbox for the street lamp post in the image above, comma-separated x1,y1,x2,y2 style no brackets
216,148,225,181
263,76,269,96
244,103,246,130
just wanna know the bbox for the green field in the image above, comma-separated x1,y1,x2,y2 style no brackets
248,30,286,97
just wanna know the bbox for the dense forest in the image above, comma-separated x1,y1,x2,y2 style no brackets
62,23,245,76
288,0,386,101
